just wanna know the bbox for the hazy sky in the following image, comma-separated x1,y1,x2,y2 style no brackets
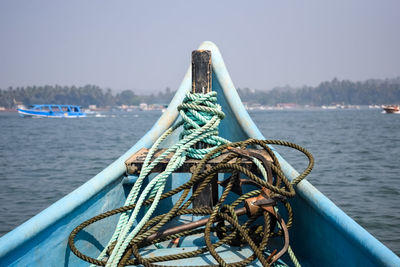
0,0,399,93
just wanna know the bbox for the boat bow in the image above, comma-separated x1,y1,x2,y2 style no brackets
0,41,399,266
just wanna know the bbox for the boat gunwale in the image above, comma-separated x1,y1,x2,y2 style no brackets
0,41,398,265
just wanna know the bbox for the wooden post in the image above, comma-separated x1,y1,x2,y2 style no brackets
191,50,218,208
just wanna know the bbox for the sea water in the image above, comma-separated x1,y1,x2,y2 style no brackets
0,109,399,256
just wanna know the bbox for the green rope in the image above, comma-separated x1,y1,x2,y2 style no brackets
99,92,229,266
178,92,228,159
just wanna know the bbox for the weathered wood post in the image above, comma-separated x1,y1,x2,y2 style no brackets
191,50,219,208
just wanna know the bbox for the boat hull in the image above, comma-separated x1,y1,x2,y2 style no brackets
1,42,399,266
383,106,400,114
17,105,86,118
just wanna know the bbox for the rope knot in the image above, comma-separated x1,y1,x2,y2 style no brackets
177,91,228,159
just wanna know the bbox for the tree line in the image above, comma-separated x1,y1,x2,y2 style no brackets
0,85,175,109
238,77,400,106
1,77,400,109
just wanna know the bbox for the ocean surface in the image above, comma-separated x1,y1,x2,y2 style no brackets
0,109,399,256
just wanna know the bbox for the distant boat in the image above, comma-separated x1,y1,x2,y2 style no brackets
17,104,86,118
383,105,400,114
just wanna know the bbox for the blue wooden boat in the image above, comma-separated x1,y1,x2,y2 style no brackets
1,42,399,266
17,104,86,118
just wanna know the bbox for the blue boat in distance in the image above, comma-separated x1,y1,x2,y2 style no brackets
17,104,86,118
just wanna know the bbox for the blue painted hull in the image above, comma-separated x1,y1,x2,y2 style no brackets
1,42,399,266
17,105,86,118
18,109,86,118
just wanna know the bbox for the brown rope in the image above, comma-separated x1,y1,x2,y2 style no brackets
68,139,314,266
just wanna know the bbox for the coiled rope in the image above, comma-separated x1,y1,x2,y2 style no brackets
69,138,314,266
69,90,314,266
94,92,229,266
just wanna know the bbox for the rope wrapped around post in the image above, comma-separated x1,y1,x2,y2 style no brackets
88,91,229,266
